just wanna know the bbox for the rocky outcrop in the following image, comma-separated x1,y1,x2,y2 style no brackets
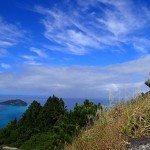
128,137,150,150
145,79,150,88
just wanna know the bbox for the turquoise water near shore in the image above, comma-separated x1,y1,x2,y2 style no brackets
0,95,109,128
0,105,27,128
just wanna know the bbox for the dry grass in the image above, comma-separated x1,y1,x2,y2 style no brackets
65,94,150,150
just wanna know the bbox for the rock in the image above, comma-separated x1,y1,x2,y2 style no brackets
128,137,150,150
145,79,150,88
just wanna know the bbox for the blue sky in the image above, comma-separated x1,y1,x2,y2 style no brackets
0,0,150,98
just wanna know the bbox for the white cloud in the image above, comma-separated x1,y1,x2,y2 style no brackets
21,55,37,61
132,38,150,53
0,41,15,47
97,0,149,38
30,47,47,57
21,55,39,65
34,5,103,55
0,17,26,49
0,55,149,97
1,63,11,69
34,0,150,55
106,55,150,75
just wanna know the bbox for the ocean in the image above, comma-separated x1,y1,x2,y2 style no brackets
0,95,109,128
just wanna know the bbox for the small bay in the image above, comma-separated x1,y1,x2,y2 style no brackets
0,105,27,128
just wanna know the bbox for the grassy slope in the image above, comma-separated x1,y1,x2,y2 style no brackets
65,94,150,150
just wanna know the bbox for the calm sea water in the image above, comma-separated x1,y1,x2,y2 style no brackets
0,95,109,128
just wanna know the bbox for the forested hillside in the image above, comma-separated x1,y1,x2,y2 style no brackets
0,95,102,150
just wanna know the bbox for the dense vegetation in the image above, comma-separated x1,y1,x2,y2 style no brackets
0,95,102,150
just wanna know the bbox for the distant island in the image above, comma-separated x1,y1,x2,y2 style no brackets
0,99,27,106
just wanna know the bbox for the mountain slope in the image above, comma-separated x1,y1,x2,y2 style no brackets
65,94,150,150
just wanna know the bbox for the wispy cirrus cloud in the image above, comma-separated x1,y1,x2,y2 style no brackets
34,0,150,55
21,55,37,61
20,47,48,65
21,55,39,65
0,63,11,69
34,5,101,55
132,38,150,53
30,47,48,57
97,0,148,35
0,17,26,49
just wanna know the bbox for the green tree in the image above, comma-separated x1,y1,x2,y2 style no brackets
19,100,41,128
38,95,67,131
